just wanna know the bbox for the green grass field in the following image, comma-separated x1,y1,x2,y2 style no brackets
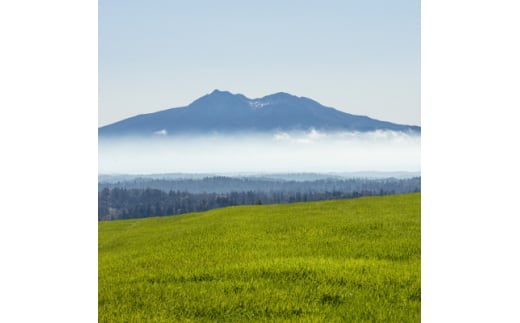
99,193,420,322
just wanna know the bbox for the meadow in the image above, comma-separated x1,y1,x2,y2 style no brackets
99,193,420,322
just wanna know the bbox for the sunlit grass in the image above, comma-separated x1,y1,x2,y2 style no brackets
99,193,420,322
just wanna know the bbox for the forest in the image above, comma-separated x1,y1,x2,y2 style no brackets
98,176,420,220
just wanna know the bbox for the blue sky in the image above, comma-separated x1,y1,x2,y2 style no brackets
99,0,420,127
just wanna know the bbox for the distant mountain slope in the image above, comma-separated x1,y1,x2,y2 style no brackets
99,90,420,137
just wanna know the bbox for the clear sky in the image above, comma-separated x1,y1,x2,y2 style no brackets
99,0,420,127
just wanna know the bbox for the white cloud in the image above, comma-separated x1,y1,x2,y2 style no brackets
153,129,168,136
99,131,420,174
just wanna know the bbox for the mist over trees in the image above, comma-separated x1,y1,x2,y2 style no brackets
98,176,421,194
99,131,420,174
98,176,420,221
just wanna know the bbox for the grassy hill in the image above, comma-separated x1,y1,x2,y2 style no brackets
99,193,420,322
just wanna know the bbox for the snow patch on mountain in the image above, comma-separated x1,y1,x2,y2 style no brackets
248,100,271,109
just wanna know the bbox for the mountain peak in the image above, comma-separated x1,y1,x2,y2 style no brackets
210,89,232,96
99,90,421,137
205,89,248,101
262,92,296,99
190,89,248,109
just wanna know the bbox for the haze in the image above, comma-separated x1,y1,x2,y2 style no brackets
98,130,420,174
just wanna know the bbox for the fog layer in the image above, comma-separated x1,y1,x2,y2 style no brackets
98,130,420,174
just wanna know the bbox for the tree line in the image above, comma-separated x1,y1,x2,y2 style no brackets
98,176,420,194
99,177,420,221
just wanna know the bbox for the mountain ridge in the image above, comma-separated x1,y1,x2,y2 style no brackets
99,90,421,137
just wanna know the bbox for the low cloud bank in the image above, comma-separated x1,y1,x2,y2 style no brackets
99,130,420,174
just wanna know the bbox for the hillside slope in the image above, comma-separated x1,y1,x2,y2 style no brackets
98,90,421,137
99,193,420,322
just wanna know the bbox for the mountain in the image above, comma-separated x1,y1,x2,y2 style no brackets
99,90,420,137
